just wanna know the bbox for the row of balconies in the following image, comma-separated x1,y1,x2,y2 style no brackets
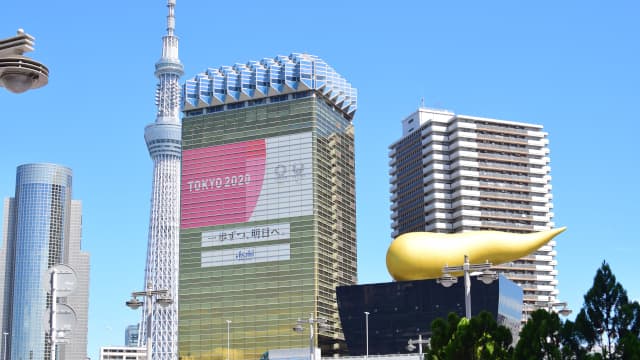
391,115,549,153
397,168,549,188
442,127,550,150
408,147,552,170
390,184,552,211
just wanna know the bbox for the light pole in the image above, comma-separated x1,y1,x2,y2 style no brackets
293,313,329,360
2,332,8,360
126,283,172,360
406,334,429,357
364,311,369,359
0,29,48,94
225,320,231,360
545,301,572,317
437,254,498,319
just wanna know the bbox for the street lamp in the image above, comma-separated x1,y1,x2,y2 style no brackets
0,29,48,94
437,254,498,319
406,334,429,357
126,283,172,360
225,320,231,360
364,311,369,359
544,301,572,317
293,313,329,360
2,332,8,360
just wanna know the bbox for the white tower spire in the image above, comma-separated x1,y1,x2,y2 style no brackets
141,0,183,359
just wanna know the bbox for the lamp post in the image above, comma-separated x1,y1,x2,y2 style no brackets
2,332,8,360
406,334,429,357
364,311,369,359
437,255,498,319
545,301,572,317
225,320,231,360
293,313,329,360
0,29,48,94
125,283,172,360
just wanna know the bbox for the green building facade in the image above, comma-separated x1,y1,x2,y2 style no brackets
180,61,357,360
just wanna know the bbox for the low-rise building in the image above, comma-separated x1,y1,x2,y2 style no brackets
99,346,146,360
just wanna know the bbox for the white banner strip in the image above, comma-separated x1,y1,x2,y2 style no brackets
201,243,291,268
201,223,290,247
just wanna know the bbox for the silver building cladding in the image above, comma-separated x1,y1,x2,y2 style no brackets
0,163,89,360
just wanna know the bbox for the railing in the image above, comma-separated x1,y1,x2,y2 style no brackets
479,171,530,181
475,132,528,143
478,191,531,200
480,220,534,229
479,181,530,190
477,142,530,153
476,123,529,135
479,201,533,210
477,152,529,162
478,161,529,172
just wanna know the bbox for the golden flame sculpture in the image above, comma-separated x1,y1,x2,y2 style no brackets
386,227,566,281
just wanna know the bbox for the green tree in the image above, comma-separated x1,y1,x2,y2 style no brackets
560,319,590,360
514,309,563,360
574,261,640,359
428,312,462,359
426,311,512,360
618,332,640,360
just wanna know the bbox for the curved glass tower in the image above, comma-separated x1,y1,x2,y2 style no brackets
12,164,71,359
0,163,89,360
140,0,182,358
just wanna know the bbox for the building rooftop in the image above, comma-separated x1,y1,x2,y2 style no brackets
182,53,357,117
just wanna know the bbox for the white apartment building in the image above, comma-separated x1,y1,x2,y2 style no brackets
389,107,561,320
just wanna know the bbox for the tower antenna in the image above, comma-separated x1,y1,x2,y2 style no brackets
139,0,183,359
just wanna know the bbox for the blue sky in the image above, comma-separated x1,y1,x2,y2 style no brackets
1,1,639,359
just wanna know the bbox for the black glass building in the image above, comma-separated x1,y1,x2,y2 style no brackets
336,275,522,356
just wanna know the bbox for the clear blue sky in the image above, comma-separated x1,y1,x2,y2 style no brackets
1,1,639,359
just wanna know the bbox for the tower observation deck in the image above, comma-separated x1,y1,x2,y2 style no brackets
141,0,183,359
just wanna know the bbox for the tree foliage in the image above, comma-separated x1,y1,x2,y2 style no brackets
574,261,640,359
512,261,640,360
514,309,563,360
426,311,513,360
426,261,640,359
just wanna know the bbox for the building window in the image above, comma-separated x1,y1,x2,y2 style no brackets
292,91,311,99
270,94,289,103
226,102,246,110
206,105,224,113
185,109,203,117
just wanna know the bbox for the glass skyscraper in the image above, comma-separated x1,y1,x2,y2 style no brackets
0,163,90,360
179,53,357,360
125,324,140,347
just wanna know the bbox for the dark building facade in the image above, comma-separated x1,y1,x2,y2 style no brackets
336,275,522,356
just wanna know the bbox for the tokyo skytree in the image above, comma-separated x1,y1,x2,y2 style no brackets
140,0,183,358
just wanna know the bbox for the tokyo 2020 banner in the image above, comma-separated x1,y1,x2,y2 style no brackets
181,132,313,229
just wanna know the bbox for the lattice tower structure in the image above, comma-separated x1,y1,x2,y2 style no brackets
140,0,183,359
